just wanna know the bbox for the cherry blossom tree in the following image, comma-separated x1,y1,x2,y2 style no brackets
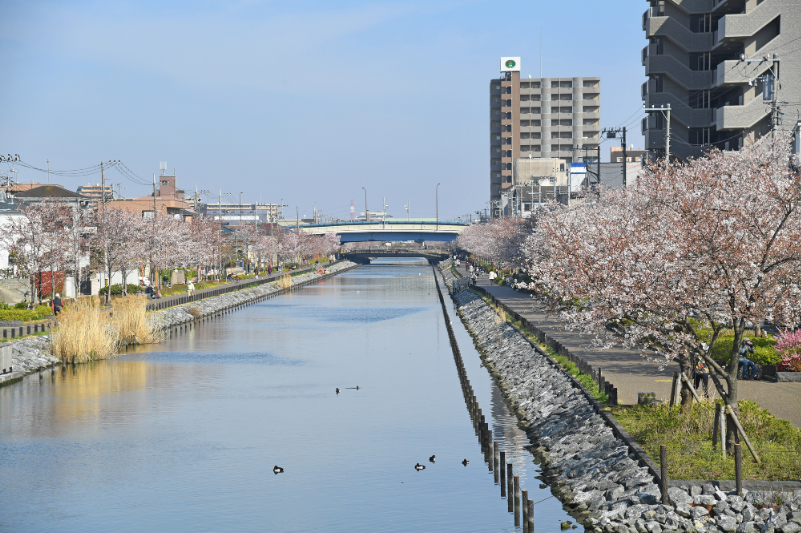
525,130,801,445
93,207,148,297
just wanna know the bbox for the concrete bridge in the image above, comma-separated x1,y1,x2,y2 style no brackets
299,220,468,243
342,248,452,265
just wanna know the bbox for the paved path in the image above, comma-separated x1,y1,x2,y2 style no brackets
454,265,801,428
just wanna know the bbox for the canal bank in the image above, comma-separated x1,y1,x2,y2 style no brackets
439,263,801,533
0,261,359,387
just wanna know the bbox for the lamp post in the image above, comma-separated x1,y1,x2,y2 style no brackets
436,183,440,232
362,186,368,222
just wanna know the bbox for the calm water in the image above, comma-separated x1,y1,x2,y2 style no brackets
0,259,581,532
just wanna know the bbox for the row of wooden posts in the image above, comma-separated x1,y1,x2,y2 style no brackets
433,268,540,531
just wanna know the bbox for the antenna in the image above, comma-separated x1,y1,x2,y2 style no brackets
159,162,167,176
540,29,543,79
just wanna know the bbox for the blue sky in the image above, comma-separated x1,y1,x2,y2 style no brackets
1,0,646,220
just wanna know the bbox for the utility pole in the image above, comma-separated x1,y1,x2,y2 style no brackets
738,54,782,131
153,173,158,289
644,104,671,162
436,183,440,232
101,162,109,301
47,159,50,185
218,188,222,280
602,127,627,187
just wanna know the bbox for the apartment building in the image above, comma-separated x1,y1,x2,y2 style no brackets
76,183,113,209
642,0,801,161
490,57,600,214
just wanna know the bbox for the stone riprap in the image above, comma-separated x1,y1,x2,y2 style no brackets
438,263,801,533
0,335,59,386
152,261,358,329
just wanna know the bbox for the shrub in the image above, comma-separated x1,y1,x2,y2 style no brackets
0,305,53,322
99,283,142,296
775,329,801,372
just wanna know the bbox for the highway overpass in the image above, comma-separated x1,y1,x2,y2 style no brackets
298,220,468,242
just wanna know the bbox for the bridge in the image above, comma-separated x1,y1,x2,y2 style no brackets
342,248,452,265
299,220,468,242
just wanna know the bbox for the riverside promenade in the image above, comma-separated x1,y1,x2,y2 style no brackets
454,265,801,428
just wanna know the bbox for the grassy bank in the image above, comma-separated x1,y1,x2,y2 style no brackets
467,287,609,403
609,401,801,481
0,305,53,322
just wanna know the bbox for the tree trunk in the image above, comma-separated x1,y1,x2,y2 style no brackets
678,354,694,411
726,319,745,450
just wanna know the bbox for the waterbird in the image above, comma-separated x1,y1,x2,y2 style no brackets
415,463,425,471
273,465,284,474
336,388,340,394
429,455,435,463
462,459,469,466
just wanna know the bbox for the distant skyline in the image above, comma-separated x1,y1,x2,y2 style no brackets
1,0,645,220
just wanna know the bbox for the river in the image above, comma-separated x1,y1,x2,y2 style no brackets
0,259,581,532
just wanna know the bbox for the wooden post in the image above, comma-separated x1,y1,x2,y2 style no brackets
521,489,528,532
507,464,514,512
500,451,506,496
713,403,721,448
660,445,668,504
494,442,499,484
725,405,761,463
528,499,534,531
720,408,727,459
514,475,520,526
670,372,679,407
734,443,743,496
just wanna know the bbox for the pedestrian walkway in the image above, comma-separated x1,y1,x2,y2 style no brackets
454,265,801,428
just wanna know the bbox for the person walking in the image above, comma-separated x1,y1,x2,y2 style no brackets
52,293,63,316
186,280,195,296
739,338,757,380
693,355,710,399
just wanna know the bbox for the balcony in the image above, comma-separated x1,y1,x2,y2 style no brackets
645,93,713,128
714,58,769,87
715,1,780,45
714,96,771,130
646,15,714,52
645,54,714,90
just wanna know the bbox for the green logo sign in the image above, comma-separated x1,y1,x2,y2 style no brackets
505,59,516,68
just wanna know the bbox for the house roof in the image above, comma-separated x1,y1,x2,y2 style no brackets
16,186,86,198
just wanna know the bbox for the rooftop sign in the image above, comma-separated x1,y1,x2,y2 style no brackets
500,57,521,72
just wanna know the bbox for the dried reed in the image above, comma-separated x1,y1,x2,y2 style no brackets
112,296,165,345
279,274,292,289
51,297,118,363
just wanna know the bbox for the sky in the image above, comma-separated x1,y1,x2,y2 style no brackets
1,0,646,221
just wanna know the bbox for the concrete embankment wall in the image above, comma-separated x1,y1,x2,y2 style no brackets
438,264,801,533
0,261,359,388
152,261,358,329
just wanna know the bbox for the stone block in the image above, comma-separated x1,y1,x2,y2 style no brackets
782,523,801,533
718,516,739,532
693,495,717,506
738,522,757,533
668,487,692,505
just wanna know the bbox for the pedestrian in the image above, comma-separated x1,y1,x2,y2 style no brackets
156,289,162,299
52,293,63,316
739,338,757,380
186,280,195,296
268,265,273,276
693,355,710,399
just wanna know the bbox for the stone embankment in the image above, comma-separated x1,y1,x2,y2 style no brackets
439,264,801,533
0,262,358,387
152,261,357,329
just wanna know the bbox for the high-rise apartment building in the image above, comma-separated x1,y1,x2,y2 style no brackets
77,183,113,210
642,0,801,160
490,57,600,213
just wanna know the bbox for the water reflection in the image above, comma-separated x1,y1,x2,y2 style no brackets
0,261,578,533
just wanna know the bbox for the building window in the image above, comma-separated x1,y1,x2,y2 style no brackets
532,95,541,101
531,82,541,88
551,132,560,139
583,80,598,88
560,95,571,101
532,107,541,114
551,81,559,88
560,81,572,88
690,52,711,71
561,120,572,127
551,119,560,126
560,107,572,113
560,132,571,139
531,120,541,127
551,108,560,114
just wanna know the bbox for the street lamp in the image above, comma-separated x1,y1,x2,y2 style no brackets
362,186,368,222
436,183,441,232
405,200,410,221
